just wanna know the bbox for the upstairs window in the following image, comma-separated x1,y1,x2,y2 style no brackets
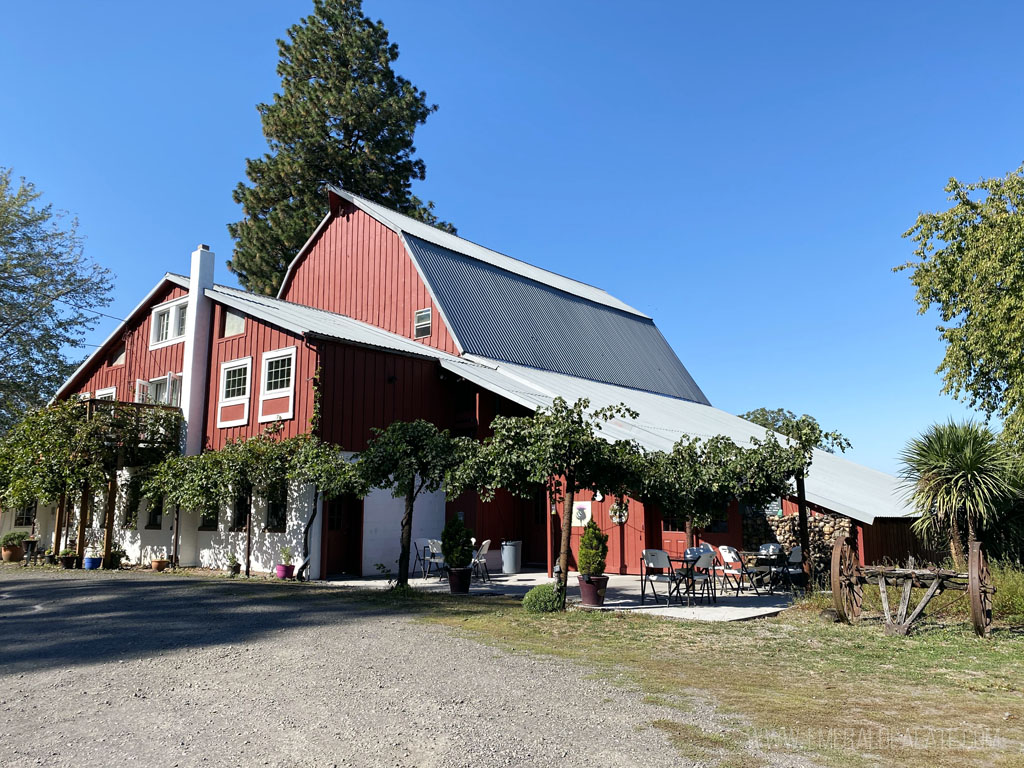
220,309,245,338
95,387,116,401
259,347,296,423
217,357,252,428
414,308,432,339
149,297,189,350
137,373,181,406
108,344,126,367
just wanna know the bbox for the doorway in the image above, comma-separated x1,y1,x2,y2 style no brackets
323,495,363,577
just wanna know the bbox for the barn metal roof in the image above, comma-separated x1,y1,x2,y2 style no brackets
438,355,913,525
405,234,711,405
328,186,647,317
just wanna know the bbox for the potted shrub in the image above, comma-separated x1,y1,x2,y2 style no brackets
577,520,610,607
227,553,241,576
441,517,474,594
59,548,77,569
105,547,126,570
275,546,295,579
44,549,56,566
1,532,28,563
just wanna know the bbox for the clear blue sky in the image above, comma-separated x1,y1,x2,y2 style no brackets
3,1,1020,474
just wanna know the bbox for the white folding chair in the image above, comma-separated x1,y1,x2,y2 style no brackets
426,539,446,579
715,545,759,596
640,549,682,605
471,539,491,582
686,551,718,605
413,538,431,578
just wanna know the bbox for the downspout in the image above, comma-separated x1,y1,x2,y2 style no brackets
295,488,320,582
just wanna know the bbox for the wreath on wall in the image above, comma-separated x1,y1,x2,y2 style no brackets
609,498,629,525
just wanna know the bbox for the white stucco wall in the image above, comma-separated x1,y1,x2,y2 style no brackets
360,486,446,578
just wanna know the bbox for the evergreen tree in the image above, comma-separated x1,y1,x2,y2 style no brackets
228,0,452,295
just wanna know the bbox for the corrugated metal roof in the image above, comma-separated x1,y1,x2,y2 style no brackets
439,356,913,525
329,186,648,318
168,275,459,363
405,234,711,405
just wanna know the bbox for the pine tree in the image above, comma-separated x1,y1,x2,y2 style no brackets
228,0,452,295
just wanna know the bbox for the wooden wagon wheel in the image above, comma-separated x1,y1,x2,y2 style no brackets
830,535,863,623
968,541,995,638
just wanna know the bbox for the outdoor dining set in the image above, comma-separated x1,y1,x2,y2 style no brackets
413,537,492,582
640,542,806,606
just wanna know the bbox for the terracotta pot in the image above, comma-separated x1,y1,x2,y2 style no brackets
577,574,610,607
59,555,77,569
275,564,295,579
151,559,170,572
448,566,472,594
2,545,24,563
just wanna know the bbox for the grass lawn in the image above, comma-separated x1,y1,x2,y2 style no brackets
404,592,1024,768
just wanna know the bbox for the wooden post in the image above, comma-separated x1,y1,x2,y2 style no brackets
76,484,90,564
796,475,811,584
101,473,118,568
685,517,693,550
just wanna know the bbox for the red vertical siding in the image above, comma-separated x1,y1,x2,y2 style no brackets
279,201,459,356
66,284,188,402
316,340,451,452
203,303,317,450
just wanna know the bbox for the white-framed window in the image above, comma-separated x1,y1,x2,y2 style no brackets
78,392,91,401
221,309,245,338
149,297,189,350
149,372,182,406
217,357,252,428
413,308,432,339
258,346,296,423
134,379,150,403
95,387,116,401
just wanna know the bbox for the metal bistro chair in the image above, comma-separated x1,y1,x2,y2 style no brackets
471,539,491,582
715,545,760,596
414,538,431,578
425,539,447,580
683,551,718,605
640,549,683,605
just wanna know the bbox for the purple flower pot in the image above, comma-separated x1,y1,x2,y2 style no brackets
275,564,294,579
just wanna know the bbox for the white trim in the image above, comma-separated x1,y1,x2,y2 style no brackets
217,357,252,428
148,296,189,350
95,386,116,401
78,392,91,401
148,371,183,406
134,379,150,403
258,346,297,423
53,274,190,401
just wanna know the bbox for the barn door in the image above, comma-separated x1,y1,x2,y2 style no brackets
323,496,363,577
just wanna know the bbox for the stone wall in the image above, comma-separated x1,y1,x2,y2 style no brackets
741,504,853,577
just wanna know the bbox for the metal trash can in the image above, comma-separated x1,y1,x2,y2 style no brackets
501,540,522,575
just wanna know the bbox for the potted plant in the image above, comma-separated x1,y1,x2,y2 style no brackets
577,520,610,607
1,532,28,563
227,553,241,576
44,549,56,565
105,547,126,570
82,546,103,570
151,549,170,571
275,546,295,579
441,517,474,594
59,548,77,569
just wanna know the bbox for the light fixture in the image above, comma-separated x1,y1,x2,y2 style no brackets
593,490,604,502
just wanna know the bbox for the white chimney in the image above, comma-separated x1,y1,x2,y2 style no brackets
181,244,214,455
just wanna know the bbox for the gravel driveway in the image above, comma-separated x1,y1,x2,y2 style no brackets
0,569,690,768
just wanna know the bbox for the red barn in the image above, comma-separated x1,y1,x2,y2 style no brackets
9,187,917,575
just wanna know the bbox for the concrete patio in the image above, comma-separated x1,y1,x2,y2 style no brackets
323,569,794,622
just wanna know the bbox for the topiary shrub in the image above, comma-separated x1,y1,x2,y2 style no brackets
441,516,474,569
577,520,608,577
523,582,562,613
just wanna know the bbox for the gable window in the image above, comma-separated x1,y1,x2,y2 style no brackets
265,481,287,532
414,308,432,339
258,347,296,423
220,309,245,338
149,297,189,350
15,502,36,528
95,387,116,401
146,497,163,529
108,344,126,367
217,357,252,428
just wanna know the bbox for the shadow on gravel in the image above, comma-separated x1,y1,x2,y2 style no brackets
0,571,500,674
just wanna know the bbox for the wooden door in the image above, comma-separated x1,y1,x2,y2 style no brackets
323,496,363,577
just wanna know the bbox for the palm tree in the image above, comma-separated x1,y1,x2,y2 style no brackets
898,421,1017,570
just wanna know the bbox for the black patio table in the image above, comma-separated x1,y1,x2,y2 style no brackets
740,551,786,595
669,555,702,606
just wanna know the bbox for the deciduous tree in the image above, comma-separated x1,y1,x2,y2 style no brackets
228,0,452,295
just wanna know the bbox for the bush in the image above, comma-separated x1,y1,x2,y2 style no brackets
577,520,608,577
59,548,76,557
993,562,1024,622
523,582,562,613
2,531,28,548
441,517,474,569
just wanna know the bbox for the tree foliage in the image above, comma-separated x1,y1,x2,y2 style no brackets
899,420,1019,569
0,168,113,432
897,166,1024,440
227,0,452,295
358,420,475,585
740,407,851,466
